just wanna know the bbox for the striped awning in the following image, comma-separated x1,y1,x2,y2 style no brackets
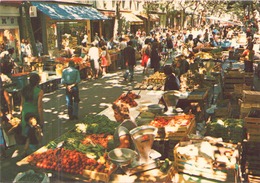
31,2,109,20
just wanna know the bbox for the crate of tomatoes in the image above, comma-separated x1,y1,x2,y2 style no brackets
149,114,195,140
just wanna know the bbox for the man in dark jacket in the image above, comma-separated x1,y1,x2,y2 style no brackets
123,41,136,81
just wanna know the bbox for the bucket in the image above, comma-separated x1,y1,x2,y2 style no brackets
11,74,29,89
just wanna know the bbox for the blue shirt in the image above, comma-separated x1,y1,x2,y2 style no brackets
61,66,81,85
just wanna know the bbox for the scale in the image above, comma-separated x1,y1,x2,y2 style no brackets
163,90,180,115
108,125,161,175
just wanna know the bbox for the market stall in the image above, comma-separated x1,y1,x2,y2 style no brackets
14,85,250,182
14,42,260,182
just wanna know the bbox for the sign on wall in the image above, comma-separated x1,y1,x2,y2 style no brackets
30,6,37,17
0,17,18,27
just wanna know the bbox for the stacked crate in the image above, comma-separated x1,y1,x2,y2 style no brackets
223,71,244,98
244,72,254,86
244,108,260,142
233,84,252,97
240,91,260,119
241,100,260,182
242,141,260,182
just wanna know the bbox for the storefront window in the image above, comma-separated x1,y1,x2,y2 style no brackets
0,28,20,60
46,22,57,51
48,22,87,51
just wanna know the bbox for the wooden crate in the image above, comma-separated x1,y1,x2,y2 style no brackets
242,141,260,182
242,90,260,103
151,114,195,140
247,174,260,183
223,71,245,96
247,134,260,142
165,117,196,140
244,72,254,86
174,140,240,182
83,170,109,182
239,102,260,119
244,109,260,132
187,88,209,100
244,108,260,140
234,84,252,96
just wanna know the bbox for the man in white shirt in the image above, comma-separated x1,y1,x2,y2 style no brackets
118,37,127,69
88,42,100,79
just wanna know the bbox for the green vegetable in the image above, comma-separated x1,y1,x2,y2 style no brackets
160,158,170,173
206,118,244,143
76,114,119,134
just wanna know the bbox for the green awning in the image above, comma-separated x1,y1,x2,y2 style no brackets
31,2,108,20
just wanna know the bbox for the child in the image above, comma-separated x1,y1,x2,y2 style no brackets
22,113,43,156
100,46,108,75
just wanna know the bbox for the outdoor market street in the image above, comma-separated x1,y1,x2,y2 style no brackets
1,64,146,182
1,60,260,182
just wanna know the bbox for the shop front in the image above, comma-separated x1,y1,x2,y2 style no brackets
99,9,116,40
120,12,143,34
0,4,20,60
30,2,108,56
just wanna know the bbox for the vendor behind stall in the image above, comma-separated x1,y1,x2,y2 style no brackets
241,37,255,72
159,65,180,111
163,65,180,91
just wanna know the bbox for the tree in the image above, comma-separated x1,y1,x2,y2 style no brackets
24,2,38,57
114,1,121,38
143,0,159,32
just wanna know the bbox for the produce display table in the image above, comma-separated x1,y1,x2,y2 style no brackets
98,90,164,121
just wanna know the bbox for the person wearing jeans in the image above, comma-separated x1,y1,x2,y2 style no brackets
61,61,81,120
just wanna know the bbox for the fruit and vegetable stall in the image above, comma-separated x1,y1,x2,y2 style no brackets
15,47,260,182
15,85,260,182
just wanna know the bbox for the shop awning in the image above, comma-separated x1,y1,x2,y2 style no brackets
136,13,159,22
150,14,159,21
99,9,116,18
121,12,143,25
31,2,109,20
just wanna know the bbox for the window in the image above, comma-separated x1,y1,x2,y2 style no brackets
122,0,125,9
112,0,115,8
